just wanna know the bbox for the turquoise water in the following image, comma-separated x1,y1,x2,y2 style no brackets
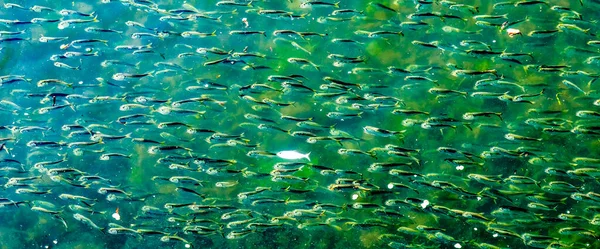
1,0,600,248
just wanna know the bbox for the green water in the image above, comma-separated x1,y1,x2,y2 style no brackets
1,0,600,248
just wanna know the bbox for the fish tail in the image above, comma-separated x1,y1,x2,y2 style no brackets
56,215,68,229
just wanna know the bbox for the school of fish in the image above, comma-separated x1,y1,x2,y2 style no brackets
1,0,600,248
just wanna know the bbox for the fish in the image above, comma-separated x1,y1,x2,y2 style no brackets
363,126,405,137
112,72,154,81
0,0,598,248
276,151,310,161
73,213,104,232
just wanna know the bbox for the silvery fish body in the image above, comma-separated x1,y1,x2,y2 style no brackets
276,151,311,161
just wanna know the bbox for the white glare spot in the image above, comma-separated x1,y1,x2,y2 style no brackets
185,244,191,248
477,197,482,201
351,194,359,200
420,200,429,209
53,240,57,244
112,212,121,220
506,28,521,37
78,81,83,84
454,243,462,248
493,233,498,238
456,165,464,170
387,183,393,189
474,228,478,231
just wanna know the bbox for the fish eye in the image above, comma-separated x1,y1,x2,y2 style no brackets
135,97,147,103
157,107,170,114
